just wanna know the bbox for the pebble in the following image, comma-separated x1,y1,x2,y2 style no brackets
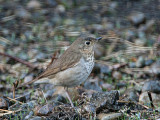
138,20,155,32
145,59,154,66
0,84,4,90
98,113,122,120
24,74,34,83
129,62,136,68
34,104,53,116
30,116,42,120
84,78,102,92
115,82,127,89
149,61,160,75
52,94,67,105
128,12,145,26
56,5,65,13
136,56,145,68
109,2,118,10
47,0,57,7
101,83,114,91
0,97,7,109
84,104,95,113
135,38,146,46
112,71,122,80
15,7,31,19
100,64,111,74
92,24,104,31
27,0,41,9
129,90,139,102
44,89,55,100
24,111,34,120
139,92,160,103
142,80,160,93
64,19,76,25
123,30,136,41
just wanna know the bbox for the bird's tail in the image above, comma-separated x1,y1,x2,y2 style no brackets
17,76,40,89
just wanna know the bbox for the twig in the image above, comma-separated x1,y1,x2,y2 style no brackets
0,52,36,69
0,108,22,117
117,100,149,109
46,50,59,69
147,91,155,109
0,109,12,113
3,96,23,104
12,80,19,99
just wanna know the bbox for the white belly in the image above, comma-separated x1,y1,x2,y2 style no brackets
50,57,94,87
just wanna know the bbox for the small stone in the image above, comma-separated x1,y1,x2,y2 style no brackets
18,52,29,60
2,29,9,35
44,89,55,100
84,77,102,92
102,83,114,91
149,61,160,75
64,19,75,25
142,80,160,93
106,22,114,30
138,20,155,32
52,94,67,105
135,39,146,46
112,71,122,80
123,30,136,41
129,62,136,68
90,90,119,110
128,12,145,26
98,113,122,120
47,0,57,7
138,31,146,39
0,97,7,109
27,101,37,108
145,59,154,66
56,5,65,13
129,90,139,102
139,92,160,104
24,74,33,83
30,116,42,120
24,31,33,39
116,82,127,89
92,24,104,31
15,7,31,19
27,0,41,9
24,111,34,119
109,2,118,10
35,53,46,60
98,64,111,74
83,104,95,113
34,104,53,116
136,56,145,68
0,84,4,90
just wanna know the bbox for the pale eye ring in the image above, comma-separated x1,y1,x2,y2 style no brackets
85,41,90,45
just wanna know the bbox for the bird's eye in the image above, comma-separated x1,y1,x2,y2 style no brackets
85,41,90,45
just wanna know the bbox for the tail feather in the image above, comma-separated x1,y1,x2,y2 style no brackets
17,76,40,89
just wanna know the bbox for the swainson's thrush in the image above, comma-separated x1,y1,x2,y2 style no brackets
18,34,102,107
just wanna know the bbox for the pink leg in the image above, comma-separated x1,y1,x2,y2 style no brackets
65,87,74,107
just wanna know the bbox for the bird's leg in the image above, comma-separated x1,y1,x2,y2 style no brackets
64,87,74,107
38,88,48,103
41,89,48,103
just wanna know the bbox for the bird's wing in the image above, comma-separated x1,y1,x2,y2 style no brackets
39,50,81,78
18,49,81,88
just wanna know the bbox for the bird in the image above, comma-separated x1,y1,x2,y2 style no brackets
18,34,102,107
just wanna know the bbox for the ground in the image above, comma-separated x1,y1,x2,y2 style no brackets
0,0,160,119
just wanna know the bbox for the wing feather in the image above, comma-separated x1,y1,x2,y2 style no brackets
18,49,81,88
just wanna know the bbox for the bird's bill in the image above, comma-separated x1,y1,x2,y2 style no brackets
96,37,102,41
